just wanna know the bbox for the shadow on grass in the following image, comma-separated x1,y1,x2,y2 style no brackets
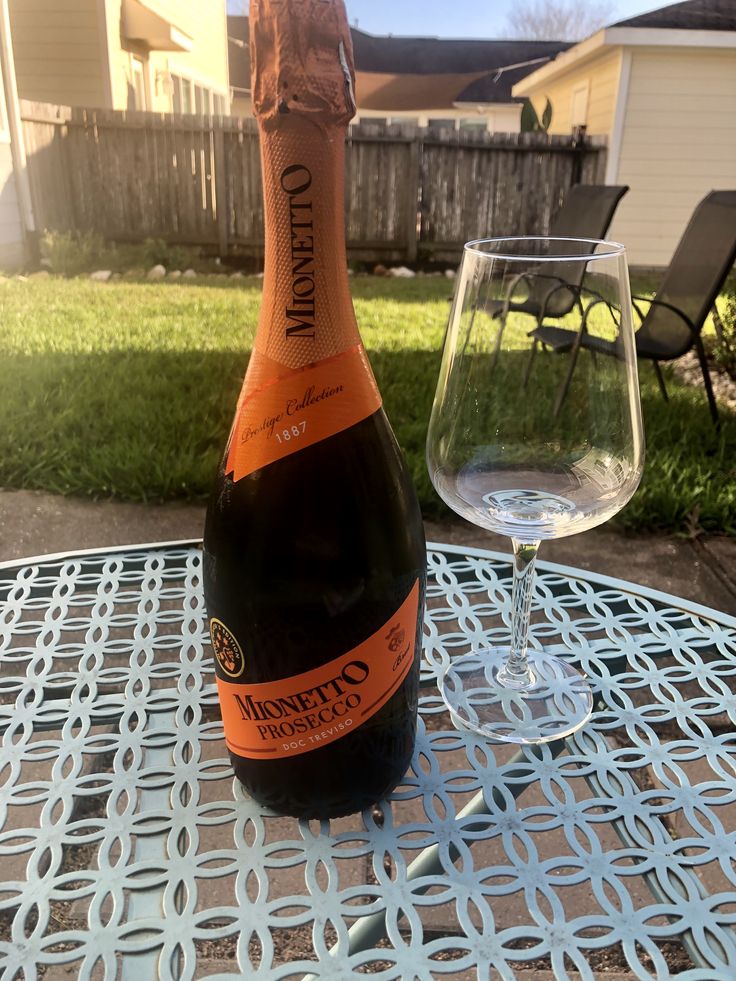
96,275,457,306
0,346,733,533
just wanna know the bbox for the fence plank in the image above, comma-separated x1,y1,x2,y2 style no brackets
20,102,607,262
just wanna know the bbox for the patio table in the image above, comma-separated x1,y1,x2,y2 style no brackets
0,540,735,980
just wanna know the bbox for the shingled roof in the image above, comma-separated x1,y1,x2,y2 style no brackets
613,0,736,31
350,30,569,102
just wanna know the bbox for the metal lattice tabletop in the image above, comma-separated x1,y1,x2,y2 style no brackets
1,541,735,980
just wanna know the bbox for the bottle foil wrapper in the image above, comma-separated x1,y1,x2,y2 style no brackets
250,0,356,129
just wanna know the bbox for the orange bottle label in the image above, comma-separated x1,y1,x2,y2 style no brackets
226,343,381,481
214,581,420,760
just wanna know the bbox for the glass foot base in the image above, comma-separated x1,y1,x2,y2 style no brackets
440,649,593,744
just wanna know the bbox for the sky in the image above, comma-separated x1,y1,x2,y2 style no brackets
225,0,668,37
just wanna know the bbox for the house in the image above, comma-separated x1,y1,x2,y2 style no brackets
227,15,569,132
349,31,570,131
513,0,736,266
8,0,230,116
0,0,33,269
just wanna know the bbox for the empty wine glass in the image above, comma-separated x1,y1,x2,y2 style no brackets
427,237,645,743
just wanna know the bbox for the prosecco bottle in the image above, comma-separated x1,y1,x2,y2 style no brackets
203,0,426,818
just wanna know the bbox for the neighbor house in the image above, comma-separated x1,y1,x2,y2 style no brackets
513,0,736,266
0,0,32,269
349,30,570,131
227,15,569,132
8,0,230,116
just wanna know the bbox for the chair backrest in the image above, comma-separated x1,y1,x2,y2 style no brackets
551,183,630,241
532,184,629,315
637,190,736,359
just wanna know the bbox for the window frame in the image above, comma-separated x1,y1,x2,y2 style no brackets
131,55,148,111
570,81,590,129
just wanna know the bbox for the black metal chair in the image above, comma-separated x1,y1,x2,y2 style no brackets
487,183,629,326
529,190,736,425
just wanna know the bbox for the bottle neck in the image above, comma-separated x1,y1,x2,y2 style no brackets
256,115,359,371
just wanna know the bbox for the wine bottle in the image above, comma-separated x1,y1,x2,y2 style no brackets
203,0,426,818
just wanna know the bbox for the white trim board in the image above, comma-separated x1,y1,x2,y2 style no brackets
513,25,736,95
605,50,632,185
605,27,736,49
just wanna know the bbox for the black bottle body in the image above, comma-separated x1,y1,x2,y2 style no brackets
203,408,426,818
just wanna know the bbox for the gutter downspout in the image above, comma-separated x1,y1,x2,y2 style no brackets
0,0,37,260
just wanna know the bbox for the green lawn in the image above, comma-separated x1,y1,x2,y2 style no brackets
1,275,734,535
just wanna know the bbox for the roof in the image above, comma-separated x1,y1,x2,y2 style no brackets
226,16,569,106
613,0,736,31
513,0,736,98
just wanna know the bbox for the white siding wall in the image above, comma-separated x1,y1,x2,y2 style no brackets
0,72,24,269
609,47,736,267
106,0,230,113
9,0,108,107
0,142,23,267
529,49,622,137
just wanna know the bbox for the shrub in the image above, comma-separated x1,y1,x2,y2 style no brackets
710,290,736,381
40,231,206,277
41,230,111,277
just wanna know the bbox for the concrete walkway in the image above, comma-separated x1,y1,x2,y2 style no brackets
1,488,735,615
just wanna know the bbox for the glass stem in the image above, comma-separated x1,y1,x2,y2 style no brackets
499,539,540,690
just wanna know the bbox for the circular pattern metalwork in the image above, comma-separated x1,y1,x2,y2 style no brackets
0,541,735,979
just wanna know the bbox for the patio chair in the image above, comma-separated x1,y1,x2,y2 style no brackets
528,190,736,425
485,183,629,327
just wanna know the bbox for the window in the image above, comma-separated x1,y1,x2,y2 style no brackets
180,77,193,114
459,117,488,131
427,117,456,131
194,84,207,116
571,82,589,128
172,75,193,114
171,75,229,117
131,57,147,110
172,75,182,113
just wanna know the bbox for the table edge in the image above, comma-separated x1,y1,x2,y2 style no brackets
1,537,734,630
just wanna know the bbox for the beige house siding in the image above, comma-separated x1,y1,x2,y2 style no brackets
528,48,621,137
0,33,24,269
10,0,229,113
8,0,107,106
105,0,230,113
608,47,736,267
0,141,24,268
0,127,23,266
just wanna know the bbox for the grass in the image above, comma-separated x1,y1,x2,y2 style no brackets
0,274,734,535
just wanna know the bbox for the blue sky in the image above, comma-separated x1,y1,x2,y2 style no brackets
226,0,667,37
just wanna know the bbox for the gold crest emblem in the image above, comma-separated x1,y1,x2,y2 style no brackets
210,618,245,679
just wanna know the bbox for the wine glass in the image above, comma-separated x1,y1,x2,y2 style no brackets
427,237,645,743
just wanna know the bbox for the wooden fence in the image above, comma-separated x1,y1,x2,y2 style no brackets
20,101,607,263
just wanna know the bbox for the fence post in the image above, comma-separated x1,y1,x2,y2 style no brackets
570,125,587,186
404,133,421,263
213,125,229,256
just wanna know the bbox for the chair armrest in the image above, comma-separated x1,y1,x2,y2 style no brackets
502,269,580,320
580,296,619,337
630,294,697,335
